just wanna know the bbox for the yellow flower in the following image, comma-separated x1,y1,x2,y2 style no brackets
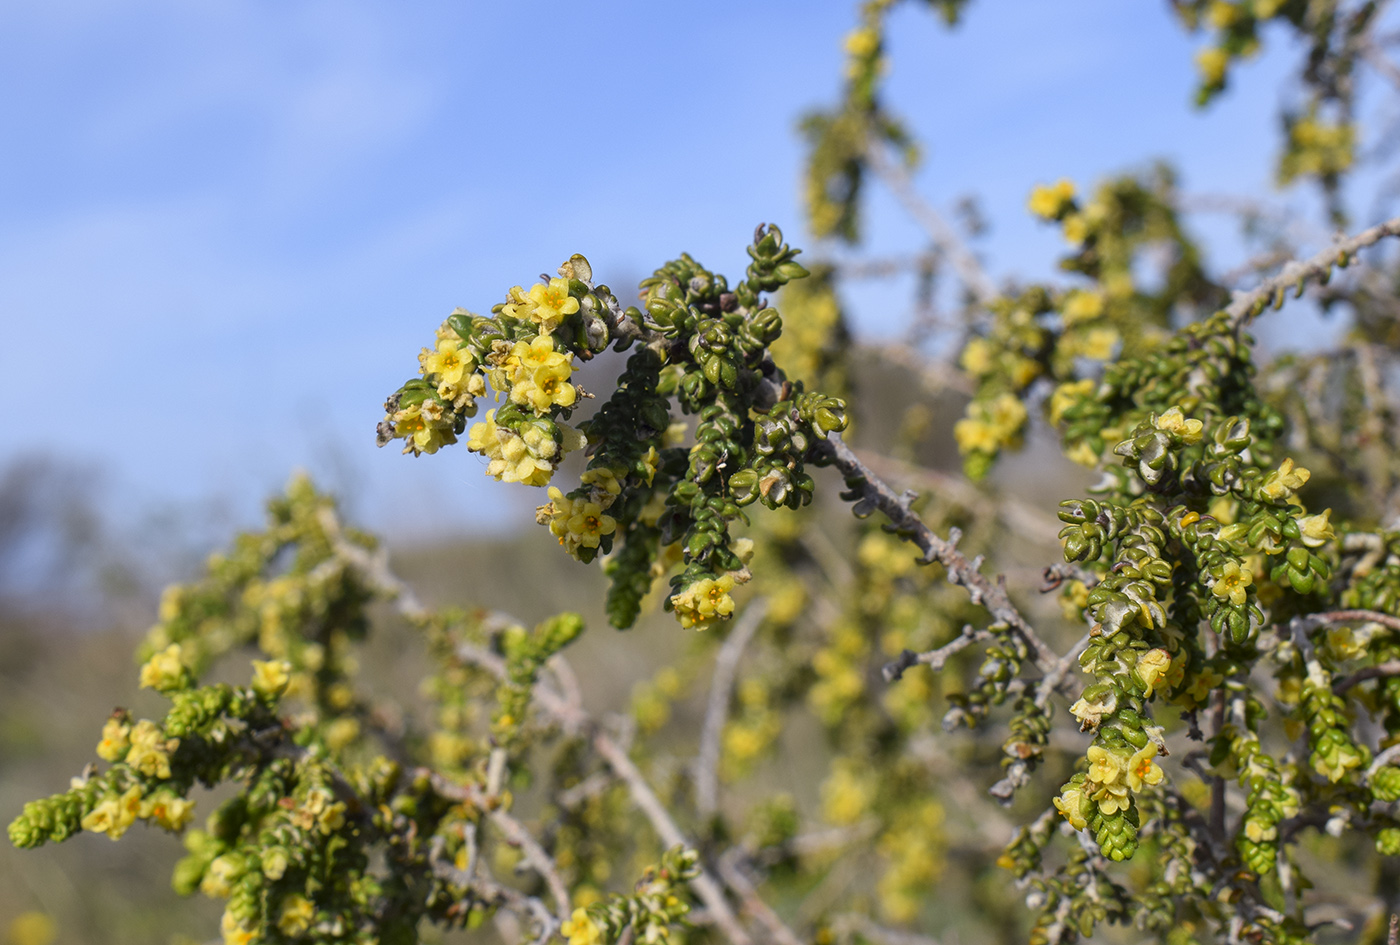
1061,290,1104,326
251,659,291,698
844,26,879,58
220,910,256,945
561,908,604,945
1069,689,1117,731
524,278,580,335
822,761,874,825
1065,439,1100,468
1126,744,1165,791
1028,179,1076,219
1091,780,1132,815
670,574,737,631
391,400,456,456
277,894,315,937
1196,46,1229,85
141,790,196,831
1211,560,1253,607
1087,745,1129,787
1297,509,1334,548
565,501,617,550
959,337,995,376
139,643,186,692
501,284,538,323
1154,406,1204,444
96,715,131,762
81,786,143,840
126,720,177,779
1078,326,1119,361
1062,213,1090,244
1053,783,1089,831
581,466,623,506
987,392,1027,437
1207,1,1243,28
954,418,998,454
1135,648,1173,692
419,338,474,387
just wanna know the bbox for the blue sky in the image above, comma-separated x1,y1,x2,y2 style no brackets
0,1,1364,542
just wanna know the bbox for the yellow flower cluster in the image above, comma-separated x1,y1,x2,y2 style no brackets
139,643,187,692
291,787,346,834
1028,179,1076,219
277,894,315,937
954,392,1027,455
488,335,579,415
537,486,618,558
96,714,131,762
1054,742,1164,829
81,785,195,839
126,719,178,779
391,397,458,456
220,910,256,945
420,332,486,412
466,410,584,487
669,574,736,631
502,277,580,336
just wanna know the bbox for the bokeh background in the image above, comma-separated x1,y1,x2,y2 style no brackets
0,1,1385,942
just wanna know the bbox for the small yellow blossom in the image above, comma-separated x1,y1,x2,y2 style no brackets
1066,439,1100,468
1053,783,1089,830
1079,326,1119,361
1154,406,1204,445
1090,780,1132,815
126,720,178,779
141,790,196,832
1298,509,1334,548
251,659,291,699
96,715,131,762
565,501,617,550
1211,560,1253,607
844,26,880,58
581,466,623,506
1135,648,1173,692
561,908,604,945
1265,459,1304,504
202,855,244,898
221,910,256,945
277,894,315,937
419,338,474,387
1062,213,1090,244
81,785,143,840
1207,1,1243,28
1061,290,1104,326
524,278,580,334
1196,46,1229,86
1069,689,1117,731
1028,179,1076,219
1126,744,1165,791
953,418,999,454
959,337,995,376
139,643,186,692
1087,745,1129,786
671,574,736,631
822,761,874,825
